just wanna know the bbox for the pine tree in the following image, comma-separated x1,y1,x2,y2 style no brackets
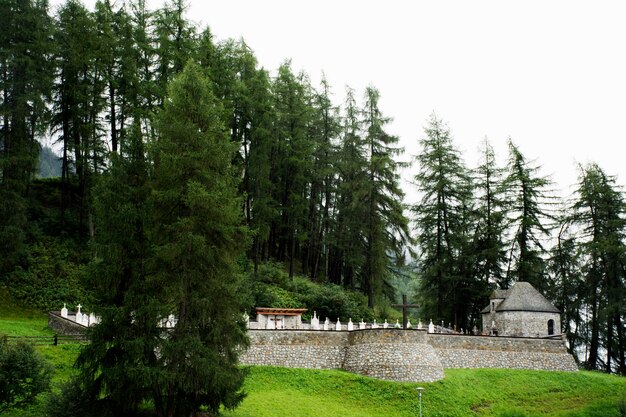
149,61,248,416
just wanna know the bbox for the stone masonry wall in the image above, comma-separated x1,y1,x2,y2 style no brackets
240,330,347,370
500,311,561,338
240,329,578,382
48,312,87,335
428,333,578,372
344,330,443,382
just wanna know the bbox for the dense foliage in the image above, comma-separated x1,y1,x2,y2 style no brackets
0,0,624,396
0,338,52,414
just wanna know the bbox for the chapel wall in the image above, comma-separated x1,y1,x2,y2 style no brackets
499,311,561,338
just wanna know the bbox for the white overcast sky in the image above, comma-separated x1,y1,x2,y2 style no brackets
54,0,626,203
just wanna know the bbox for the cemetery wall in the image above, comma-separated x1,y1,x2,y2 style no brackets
48,312,87,335
241,329,578,382
344,330,443,382
240,330,348,370
428,333,578,372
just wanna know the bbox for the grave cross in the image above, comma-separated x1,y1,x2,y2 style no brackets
392,294,419,330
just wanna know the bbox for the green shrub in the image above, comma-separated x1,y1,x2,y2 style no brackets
245,262,375,322
302,284,373,323
0,338,52,414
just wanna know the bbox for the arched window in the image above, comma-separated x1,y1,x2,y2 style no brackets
547,319,555,335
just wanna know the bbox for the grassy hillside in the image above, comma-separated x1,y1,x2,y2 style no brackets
224,367,626,417
1,292,625,417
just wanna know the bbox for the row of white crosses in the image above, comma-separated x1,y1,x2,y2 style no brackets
309,312,437,331
60,303,100,327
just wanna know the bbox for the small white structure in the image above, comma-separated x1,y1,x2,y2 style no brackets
395,319,401,328
383,319,389,329
359,319,366,330
255,307,307,330
372,319,379,329
311,312,320,330
347,318,354,331
324,317,330,331
335,319,342,331
61,303,68,318
428,319,435,334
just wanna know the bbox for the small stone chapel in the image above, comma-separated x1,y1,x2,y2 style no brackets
481,281,561,338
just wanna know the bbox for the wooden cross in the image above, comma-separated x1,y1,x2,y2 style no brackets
392,294,419,330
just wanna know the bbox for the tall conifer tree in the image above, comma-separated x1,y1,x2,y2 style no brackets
149,61,248,416
502,139,554,290
0,0,53,275
361,86,410,307
413,115,472,325
569,163,626,374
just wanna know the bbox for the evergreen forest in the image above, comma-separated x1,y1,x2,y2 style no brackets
1,3,625,413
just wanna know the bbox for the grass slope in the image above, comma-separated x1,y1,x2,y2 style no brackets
0,288,82,417
224,367,626,417
1,291,625,417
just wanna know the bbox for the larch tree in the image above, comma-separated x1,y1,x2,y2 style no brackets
303,76,340,281
569,163,626,374
52,0,104,235
361,86,410,307
502,139,554,291
472,138,507,288
149,61,249,416
413,114,472,327
328,87,367,289
0,0,53,276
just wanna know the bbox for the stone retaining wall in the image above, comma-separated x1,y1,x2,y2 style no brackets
428,333,578,372
240,331,347,370
48,312,87,335
241,329,578,382
344,330,443,382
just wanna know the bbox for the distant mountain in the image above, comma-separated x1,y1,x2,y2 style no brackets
38,146,62,178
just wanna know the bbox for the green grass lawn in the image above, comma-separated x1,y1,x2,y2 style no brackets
1,289,625,417
223,366,626,417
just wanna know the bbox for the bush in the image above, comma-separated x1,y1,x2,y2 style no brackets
302,284,373,323
0,338,52,413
